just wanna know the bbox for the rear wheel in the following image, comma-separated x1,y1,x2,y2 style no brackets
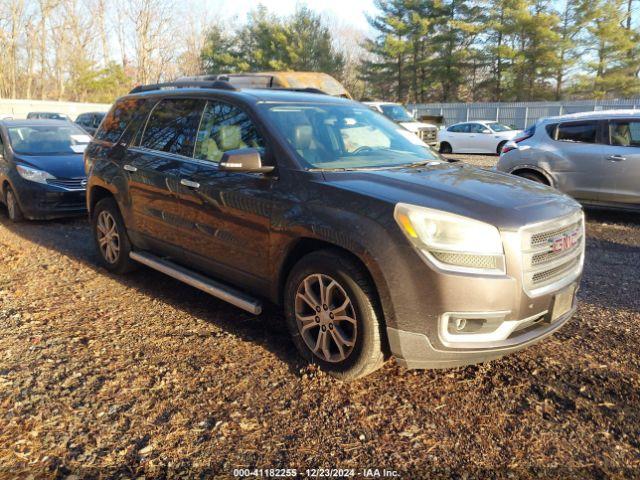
284,250,386,381
5,187,24,222
496,141,507,155
439,142,453,154
515,170,549,185
92,197,137,274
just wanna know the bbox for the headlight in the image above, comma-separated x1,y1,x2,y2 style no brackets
394,203,505,274
16,165,55,184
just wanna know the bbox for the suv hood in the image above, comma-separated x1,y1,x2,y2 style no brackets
323,162,580,229
399,121,437,133
14,153,86,179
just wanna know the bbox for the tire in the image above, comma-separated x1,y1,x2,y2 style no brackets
439,142,453,154
496,141,507,155
515,170,549,185
92,197,137,274
284,249,386,381
5,186,24,222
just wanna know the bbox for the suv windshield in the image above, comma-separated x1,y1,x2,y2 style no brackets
7,125,91,155
487,122,512,132
380,105,414,123
264,104,439,170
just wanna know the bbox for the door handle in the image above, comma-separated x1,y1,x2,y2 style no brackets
180,179,200,189
123,164,137,172
607,155,627,162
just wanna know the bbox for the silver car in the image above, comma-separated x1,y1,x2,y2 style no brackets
497,110,640,209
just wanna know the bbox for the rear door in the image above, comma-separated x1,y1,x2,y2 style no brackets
446,123,469,152
124,97,205,249
599,118,640,206
176,99,274,288
550,120,605,202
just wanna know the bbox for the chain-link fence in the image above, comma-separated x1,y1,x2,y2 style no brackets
408,99,640,129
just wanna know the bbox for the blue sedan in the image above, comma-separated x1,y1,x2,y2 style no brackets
0,120,90,221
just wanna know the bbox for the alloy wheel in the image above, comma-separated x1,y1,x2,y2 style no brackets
295,273,357,363
96,210,120,264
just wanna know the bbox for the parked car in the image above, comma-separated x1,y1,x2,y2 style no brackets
0,120,90,221
497,110,640,210
437,121,522,155
75,111,106,136
85,81,584,380
364,102,438,146
26,112,71,121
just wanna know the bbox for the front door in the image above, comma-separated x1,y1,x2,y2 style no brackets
177,99,274,288
124,97,205,249
599,118,640,206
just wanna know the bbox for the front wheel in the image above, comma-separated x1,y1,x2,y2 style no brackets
284,250,386,381
5,186,24,222
439,142,453,154
92,197,137,274
497,141,507,155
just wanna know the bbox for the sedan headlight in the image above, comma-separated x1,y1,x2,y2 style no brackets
394,203,505,274
16,165,55,185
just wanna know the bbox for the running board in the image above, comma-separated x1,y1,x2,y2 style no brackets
129,251,262,315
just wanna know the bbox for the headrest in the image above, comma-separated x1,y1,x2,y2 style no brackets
293,125,313,150
218,125,242,151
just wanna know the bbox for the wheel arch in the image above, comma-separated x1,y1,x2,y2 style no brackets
509,165,554,186
88,184,116,216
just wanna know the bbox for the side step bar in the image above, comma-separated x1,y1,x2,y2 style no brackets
129,251,262,315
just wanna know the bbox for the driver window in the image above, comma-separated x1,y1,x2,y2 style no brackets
194,101,265,164
468,123,485,133
609,120,640,147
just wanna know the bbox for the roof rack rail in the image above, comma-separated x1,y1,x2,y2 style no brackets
129,80,237,94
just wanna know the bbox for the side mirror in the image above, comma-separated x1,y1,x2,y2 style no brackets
481,129,492,134
220,148,274,174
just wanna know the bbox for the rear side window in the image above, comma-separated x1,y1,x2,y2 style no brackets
140,98,205,157
609,119,640,147
96,98,147,144
556,121,598,143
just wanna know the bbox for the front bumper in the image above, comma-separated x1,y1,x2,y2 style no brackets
10,178,87,220
389,301,577,370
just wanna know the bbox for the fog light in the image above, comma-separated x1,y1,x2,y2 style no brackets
446,316,506,336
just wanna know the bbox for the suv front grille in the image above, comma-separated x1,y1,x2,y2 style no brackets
520,212,584,296
418,128,437,143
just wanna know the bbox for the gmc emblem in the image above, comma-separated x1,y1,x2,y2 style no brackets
550,229,579,252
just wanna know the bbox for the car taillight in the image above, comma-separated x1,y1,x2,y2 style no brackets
513,131,534,143
502,144,517,154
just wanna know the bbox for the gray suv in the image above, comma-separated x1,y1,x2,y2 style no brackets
86,80,585,379
497,110,640,209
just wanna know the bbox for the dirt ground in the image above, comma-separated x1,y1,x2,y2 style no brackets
1,156,639,478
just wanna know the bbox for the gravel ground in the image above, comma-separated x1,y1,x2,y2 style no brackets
441,153,500,168
1,160,639,478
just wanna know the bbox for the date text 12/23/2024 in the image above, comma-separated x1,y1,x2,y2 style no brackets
233,468,401,478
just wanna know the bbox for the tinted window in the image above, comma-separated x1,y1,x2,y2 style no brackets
556,121,598,143
140,99,204,157
545,123,557,139
448,124,468,133
487,122,512,132
609,120,640,147
194,101,265,163
96,98,148,144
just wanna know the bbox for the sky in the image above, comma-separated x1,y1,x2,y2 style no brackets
202,0,379,33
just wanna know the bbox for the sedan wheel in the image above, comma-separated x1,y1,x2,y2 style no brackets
5,188,24,222
96,210,120,264
295,273,357,363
